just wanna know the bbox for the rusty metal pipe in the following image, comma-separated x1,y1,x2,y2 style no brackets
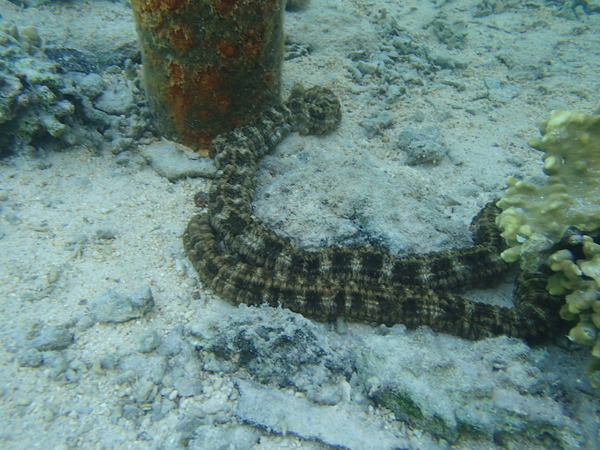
131,0,284,153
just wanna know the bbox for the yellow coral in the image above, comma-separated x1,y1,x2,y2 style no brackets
498,110,600,390
496,110,600,271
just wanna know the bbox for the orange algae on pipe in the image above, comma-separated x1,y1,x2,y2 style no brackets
130,0,284,153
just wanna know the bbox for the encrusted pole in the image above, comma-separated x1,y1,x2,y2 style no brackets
130,0,284,153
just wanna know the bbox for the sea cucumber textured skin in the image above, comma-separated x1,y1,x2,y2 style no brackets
183,85,565,343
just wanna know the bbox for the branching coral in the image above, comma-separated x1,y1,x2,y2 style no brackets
497,110,600,389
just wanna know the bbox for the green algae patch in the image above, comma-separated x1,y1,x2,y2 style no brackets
372,387,459,442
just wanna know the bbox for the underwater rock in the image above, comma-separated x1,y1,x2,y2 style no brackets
42,351,69,380
28,325,73,351
348,17,467,102
430,16,468,50
137,329,161,354
44,46,99,73
585,0,600,13
357,330,583,446
93,78,135,115
359,111,394,138
396,126,448,165
186,306,355,405
7,0,52,6
172,378,203,397
473,0,520,17
235,379,408,448
89,286,154,323
17,349,43,368
0,31,70,154
0,16,148,156
141,140,217,181
284,39,312,60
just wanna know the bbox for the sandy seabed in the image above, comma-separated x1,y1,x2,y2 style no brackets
1,0,599,448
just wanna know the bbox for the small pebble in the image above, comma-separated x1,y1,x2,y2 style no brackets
141,141,217,181
65,369,80,383
356,61,379,75
29,325,73,351
98,354,119,371
307,382,345,406
95,228,118,240
121,405,143,423
42,352,68,379
359,112,394,138
173,378,203,397
69,359,87,372
396,126,448,166
41,407,56,423
17,349,43,367
134,380,156,404
174,258,187,277
176,417,203,436
137,329,161,353
89,286,154,323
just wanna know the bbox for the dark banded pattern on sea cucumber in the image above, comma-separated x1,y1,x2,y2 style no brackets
183,84,565,343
